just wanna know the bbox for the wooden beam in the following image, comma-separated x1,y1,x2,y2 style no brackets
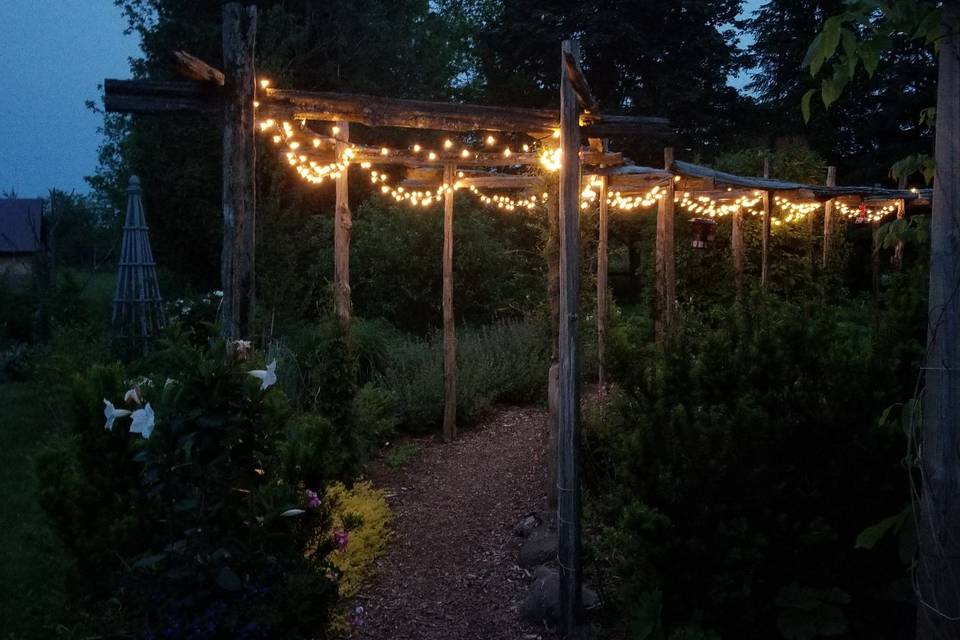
262,87,670,137
822,166,836,269
597,172,609,387
220,2,257,339
761,156,772,290
294,144,622,168
655,147,676,343
562,50,600,113
557,39,583,637
442,163,457,442
172,50,225,85
334,121,352,332
105,78,672,137
459,175,539,189
103,79,221,114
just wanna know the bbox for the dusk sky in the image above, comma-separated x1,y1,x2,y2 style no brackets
0,1,139,198
0,1,763,200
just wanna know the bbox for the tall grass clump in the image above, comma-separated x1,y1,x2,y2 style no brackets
378,319,549,433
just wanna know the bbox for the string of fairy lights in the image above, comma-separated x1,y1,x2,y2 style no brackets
254,79,904,226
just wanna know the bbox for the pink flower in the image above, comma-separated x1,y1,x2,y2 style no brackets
333,529,349,552
306,489,321,510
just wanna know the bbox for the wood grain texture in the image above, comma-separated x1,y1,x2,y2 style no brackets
557,39,583,636
655,147,676,343
335,121,352,332
220,2,257,339
822,166,836,269
442,163,457,442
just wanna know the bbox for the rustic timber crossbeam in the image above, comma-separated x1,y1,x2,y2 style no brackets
288,144,623,168
106,47,672,138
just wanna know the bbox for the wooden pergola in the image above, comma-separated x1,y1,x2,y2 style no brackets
102,4,932,633
103,4,676,632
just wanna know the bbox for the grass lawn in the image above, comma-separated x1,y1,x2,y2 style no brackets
0,382,71,639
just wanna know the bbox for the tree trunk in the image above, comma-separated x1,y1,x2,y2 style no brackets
917,3,960,638
220,2,257,339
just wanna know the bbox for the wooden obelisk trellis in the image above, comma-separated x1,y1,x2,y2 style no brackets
111,175,167,353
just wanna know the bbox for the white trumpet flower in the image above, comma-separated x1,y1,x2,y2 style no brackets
248,360,277,391
103,399,131,431
129,403,156,439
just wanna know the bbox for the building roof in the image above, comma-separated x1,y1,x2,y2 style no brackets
0,199,44,254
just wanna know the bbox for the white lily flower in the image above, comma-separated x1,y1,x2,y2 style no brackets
129,403,156,439
248,360,277,391
103,399,131,431
280,508,305,517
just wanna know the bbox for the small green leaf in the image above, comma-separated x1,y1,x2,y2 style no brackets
803,33,824,73
859,40,880,76
801,89,816,123
821,76,846,109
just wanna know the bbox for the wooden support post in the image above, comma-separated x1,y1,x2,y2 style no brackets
822,166,836,269
558,39,583,637
546,185,560,511
893,175,907,270
761,156,772,290
442,163,457,442
221,2,257,339
732,203,745,297
597,173,609,388
655,147,675,342
334,121,352,332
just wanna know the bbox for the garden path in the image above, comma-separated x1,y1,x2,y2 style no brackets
355,405,553,640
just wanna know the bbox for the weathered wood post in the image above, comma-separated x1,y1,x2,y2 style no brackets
732,194,745,296
761,155,772,290
597,173,609,387
442,162,457,442
334,121,352,332
917,5,960,637
655,147,676,343
558,39,583,636
221,2,257,340
822,166,836,269
893,174,907,270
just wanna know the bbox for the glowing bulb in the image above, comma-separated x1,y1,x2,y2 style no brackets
503,147,512,157
381,147,389,155
522,144,530,152
313,139,321,147
260,79,270,89
461,149,470,158
428,151,437,160
413,144,422,153
486,135,495,146
272,135,282,144
444,139,453,149
289,141,300,150
552,129,561,139
253,100,260,108
332,125,341,135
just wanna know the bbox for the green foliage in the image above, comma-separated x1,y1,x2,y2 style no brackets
384,442,420,469
584,293,921,638
376,319,549,432
801,1,941,121
36,339,339,639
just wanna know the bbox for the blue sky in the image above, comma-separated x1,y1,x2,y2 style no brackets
0,1,139,198
0,1,765,199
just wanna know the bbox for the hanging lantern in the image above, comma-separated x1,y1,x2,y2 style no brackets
689,218,717,249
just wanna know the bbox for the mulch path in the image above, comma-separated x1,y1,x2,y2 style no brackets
352,406,556,640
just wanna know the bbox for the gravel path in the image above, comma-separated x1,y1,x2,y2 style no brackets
355,406,553,640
